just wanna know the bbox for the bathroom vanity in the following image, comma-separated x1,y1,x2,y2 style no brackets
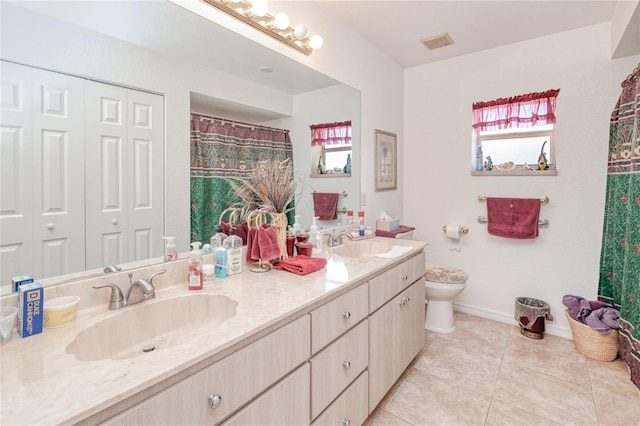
0,237,427,425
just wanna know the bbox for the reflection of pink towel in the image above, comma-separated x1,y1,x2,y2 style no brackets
257,226,281,261
486,198,541,239
375,225,415,238
313,192,339,220
274,255,327,275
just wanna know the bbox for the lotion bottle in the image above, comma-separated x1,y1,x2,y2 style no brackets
309,216,319,245
215,246,227,278
210,224,228,250
223,227,243,276
163,236,177,262
188,242,203,290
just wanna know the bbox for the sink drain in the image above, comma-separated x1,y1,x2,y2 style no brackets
142,344,157,353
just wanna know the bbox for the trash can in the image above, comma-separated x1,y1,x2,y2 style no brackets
514,297,554,339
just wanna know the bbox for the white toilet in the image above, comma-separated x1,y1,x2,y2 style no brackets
424,265,468,333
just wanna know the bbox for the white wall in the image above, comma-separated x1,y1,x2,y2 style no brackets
404,23,640,337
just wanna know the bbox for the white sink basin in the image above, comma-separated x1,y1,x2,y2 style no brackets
331,241,393,258
67,294,238,361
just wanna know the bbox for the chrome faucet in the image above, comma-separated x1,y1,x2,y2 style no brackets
328,231,354,247
93,269,166,310
103,265,121,273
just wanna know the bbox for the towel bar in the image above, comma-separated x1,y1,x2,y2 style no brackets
313,190,348,197
477,194,549,205
477,216,550,228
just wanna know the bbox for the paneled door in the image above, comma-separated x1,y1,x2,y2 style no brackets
85,81,164,270
1,61,85,288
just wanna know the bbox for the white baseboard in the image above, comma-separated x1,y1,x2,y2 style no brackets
453,301,573,340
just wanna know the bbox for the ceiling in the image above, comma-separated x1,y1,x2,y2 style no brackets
313,0,620,68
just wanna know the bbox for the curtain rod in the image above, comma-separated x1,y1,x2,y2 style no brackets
191,112,289,134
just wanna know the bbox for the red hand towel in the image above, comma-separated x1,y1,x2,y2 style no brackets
246,227,259,262
486,198,541,239
312,192,339,220
375,225,415,238
257,226,281,261
274,255,327,275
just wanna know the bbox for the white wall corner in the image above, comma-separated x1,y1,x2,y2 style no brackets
611,0,640,58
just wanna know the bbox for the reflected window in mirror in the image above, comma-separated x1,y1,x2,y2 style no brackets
310,121,352,177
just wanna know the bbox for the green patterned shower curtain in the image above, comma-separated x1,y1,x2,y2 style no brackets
598,63,640,390
190,113,294,243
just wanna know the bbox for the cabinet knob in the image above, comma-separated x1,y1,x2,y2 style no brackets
342,311,351,319
208,394,222,409
342,361,351,369
404,296,411,303
398,299,406,306
401,274,408,280
343,419,351,426
47,223,55,230
112,218,118,225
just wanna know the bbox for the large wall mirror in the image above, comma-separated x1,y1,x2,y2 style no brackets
0,1,360,296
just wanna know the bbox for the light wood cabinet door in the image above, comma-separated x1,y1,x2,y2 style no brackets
310,319,368,420
369,252,425,313
312,371,368,426
368,280,425,413
105,315,310,425
223,364,310,426
310,283,368,354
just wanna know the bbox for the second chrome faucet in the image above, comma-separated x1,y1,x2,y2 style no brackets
93,270,166,310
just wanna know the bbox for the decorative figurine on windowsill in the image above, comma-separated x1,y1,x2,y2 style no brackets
538,141,548,171
485,155,493,171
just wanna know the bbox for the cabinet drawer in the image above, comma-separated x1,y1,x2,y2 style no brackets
106,315,310,425
312,371,368,426
310,320,368,419
369,252,425,313
223,364,310,426
310,283,368,353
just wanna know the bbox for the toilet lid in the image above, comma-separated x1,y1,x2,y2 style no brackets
424,265,468,284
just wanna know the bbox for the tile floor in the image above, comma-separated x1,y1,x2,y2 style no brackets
365,312,640,426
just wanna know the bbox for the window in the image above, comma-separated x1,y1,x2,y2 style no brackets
310,121,352,177
471,89,559,174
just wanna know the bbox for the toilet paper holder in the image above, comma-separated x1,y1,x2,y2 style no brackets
442,225,469,235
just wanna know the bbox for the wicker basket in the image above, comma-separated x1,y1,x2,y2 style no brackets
566,312,619,361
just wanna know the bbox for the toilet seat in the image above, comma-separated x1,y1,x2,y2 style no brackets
424,265,468,284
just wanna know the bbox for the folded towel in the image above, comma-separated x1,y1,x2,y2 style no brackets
584,307,620,334
486,197,540,239
313,192,339,221
274,255,327,275
375,225,415,238
375,245,413,259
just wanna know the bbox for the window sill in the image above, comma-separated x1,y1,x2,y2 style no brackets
470,169,557,176
310,173,352,178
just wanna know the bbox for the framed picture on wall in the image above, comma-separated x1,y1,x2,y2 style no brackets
374,129,397,191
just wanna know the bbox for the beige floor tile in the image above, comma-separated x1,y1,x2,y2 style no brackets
485,399,563,426
503,326,591,385
414,335,502,397
365,408,415,426
493,361,598,426
383,367,491,426
586,358,640,425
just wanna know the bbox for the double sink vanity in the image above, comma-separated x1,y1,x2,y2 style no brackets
0,237,427,425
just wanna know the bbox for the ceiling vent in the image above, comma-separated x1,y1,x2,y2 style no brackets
421,32,454,50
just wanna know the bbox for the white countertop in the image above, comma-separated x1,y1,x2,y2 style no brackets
0,238,427,425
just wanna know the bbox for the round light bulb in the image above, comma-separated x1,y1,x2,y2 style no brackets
251,0,268,17
292,24,307,40
273,12,289,30
309,34,323,49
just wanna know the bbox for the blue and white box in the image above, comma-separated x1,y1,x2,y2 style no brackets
18,282,43,338
12,274,34,292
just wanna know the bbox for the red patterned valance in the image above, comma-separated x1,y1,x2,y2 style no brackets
310,120,352,146
472,89,560,134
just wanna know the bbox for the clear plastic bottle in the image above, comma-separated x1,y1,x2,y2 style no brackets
188,242,203,290
215,246,227,278
210,225,228,250
223,227,243,276
358,211,365,237
163,236,177,262
309,216,319,245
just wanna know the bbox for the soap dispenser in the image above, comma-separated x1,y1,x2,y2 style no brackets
292,215,302,235
188,242,203,290
163,236,177,262
309,216,319,245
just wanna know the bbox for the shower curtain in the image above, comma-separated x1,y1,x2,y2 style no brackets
598,63,640,390
190,113,294,243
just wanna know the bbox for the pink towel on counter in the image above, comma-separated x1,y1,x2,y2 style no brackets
274,255,327,275
312,192,339,220
486,197,541,239
375,225,415,238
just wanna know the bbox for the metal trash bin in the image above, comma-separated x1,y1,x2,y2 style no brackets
514,297,554,339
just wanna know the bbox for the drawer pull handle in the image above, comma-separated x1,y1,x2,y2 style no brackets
342,361,351,369
342,311,351,319
404,296,411,303
343,419,351,426
398,300,406,306
208,394,222,409
401,274,408,280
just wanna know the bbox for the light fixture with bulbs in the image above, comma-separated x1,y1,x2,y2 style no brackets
202,0,322,55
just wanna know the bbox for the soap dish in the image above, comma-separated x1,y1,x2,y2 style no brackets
44,296,80,328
